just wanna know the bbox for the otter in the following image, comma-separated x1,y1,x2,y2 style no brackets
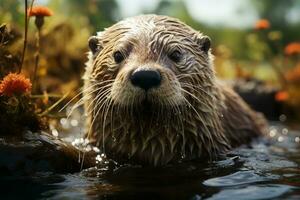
82,15,267,166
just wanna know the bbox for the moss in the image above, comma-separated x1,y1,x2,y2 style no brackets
0,95,47,135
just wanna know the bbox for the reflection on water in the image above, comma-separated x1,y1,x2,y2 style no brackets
1,109,300,200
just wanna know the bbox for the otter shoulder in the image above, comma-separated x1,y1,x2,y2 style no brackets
217,81,268,146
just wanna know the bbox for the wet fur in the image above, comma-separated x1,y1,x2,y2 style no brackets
83,15,267,166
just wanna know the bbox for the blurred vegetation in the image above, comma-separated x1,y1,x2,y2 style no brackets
0,0,299,122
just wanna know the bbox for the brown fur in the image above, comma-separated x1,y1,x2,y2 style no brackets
82,15,267,166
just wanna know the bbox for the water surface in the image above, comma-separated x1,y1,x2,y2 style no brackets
1,116,300,200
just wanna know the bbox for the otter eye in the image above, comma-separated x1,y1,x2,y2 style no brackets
168,50,182,63
113,51,124,63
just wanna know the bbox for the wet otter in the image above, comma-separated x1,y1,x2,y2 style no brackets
83,15,267,166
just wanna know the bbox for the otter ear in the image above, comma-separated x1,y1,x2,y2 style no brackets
197,36,211,53
88,36,102,54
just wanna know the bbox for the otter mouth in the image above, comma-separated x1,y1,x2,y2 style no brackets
141,97,152,108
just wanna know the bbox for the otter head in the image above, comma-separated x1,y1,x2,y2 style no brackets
83,15,229,166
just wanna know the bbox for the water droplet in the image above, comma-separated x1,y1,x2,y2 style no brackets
60,118,68,125
181,152,186,159
269,129,277,137
93,147,100,153
70,119,78,127
278,136,284,142
85,145,92,152
84,138,90,145
51,129,59,137
279,114,287,122
96,154,103,162
282,128,288,135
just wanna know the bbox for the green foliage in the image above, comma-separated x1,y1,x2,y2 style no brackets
1,0,300,113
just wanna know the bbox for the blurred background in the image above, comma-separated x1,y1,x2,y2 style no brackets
1,0,300,119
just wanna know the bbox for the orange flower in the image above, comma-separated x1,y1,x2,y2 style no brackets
285,63,300,82
284,42,300,56
254,19,270,30
0,73,32,97
275,91,289,102
28,6,53,17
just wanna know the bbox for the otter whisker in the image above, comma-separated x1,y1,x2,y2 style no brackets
62,81,113,120
101,97,114,153
180,96,213,158
87,88,112,140
180,82,213,98
90,88,112,118
180,87,211,112
168,98,186,154
67,84,113,119
66,88,105,119
60,80,114,112
69,90,102,117
176,71,204,78
85,84,113,116
180,90,218,157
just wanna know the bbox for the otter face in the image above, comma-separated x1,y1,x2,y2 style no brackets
86,15,213,113
83,15,231,165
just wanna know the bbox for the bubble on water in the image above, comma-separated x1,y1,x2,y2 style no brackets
95,153,107,164
278,136,284,142
295,137,300,143
96,154,103,162
51,129,59,137
70,119,78,127
66,106,72,114
85,145,92,152
84,138,89,145
279,114,287,122
269,129,277,137
60,118,68,125
71,137,90,148
93,147,100,153
282,128,288,135
60,118,70,129
72,138,79,146
181,152,186,159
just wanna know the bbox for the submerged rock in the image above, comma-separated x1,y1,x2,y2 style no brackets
0,131,96,175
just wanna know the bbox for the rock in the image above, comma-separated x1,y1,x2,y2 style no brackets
0,131,96,175
232,78,282,120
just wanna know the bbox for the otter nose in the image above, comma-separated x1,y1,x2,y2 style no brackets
130,69,161,91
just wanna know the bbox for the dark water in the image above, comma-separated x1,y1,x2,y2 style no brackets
1,120,300,200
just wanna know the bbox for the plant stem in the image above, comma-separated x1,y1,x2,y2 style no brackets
31,94,64,98
19,0,35,73
19,0,28,73
39,92,70,117
273,56,288,90
32,27,41,93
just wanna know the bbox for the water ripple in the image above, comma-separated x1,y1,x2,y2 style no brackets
203,171,267,187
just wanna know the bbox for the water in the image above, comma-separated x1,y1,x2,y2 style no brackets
1,113,300,199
